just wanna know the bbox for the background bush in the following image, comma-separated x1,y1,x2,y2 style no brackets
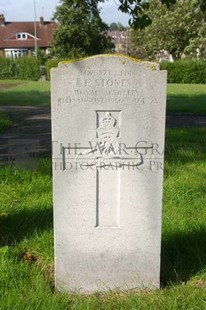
0,57,40,81
47,59,206,83
0,58,17,79
160,60,206,84
45,59,67,80
17,57,40,80
45,59,60,80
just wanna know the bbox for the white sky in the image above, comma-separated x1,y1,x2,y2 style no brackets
0,0,130,25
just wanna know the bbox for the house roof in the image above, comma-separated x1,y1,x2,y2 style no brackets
0,18,58,49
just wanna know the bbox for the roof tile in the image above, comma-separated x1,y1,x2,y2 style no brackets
0,20,58,48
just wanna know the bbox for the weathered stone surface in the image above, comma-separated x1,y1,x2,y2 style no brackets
51,55,167,293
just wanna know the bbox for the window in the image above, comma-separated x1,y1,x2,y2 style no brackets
5,49,28,58
16,33,27,40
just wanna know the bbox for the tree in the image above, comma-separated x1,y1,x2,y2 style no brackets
109,22,118,31
52,0,206,58
109,22,127,31
118,0,206,29
130,0,206,59
117,22,127,31
52,0,114,58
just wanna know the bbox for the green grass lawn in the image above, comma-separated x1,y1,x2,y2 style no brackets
0,112,11,133
0,81,206,115
0,128,206,309
0,80,50,106
167,84,206,114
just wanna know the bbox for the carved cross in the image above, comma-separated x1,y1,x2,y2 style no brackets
62,111,154,228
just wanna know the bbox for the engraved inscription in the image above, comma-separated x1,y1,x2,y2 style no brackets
56,67,159,105
81,70,111,77
57,95,157,105
85,79,132,87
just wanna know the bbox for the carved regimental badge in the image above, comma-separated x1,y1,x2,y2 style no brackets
95,112,120,155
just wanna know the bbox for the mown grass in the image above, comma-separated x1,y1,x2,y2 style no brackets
0,80,50,106
0,128,206,309
0,81,206,115
167,84,206,114
0,112,11,133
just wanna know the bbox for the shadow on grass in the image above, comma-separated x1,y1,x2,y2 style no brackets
0,206,53,246
162,127,206,285
161,226,206,286
2,206,205,288
0,90,50,106
167,94,206,114
1,127,206,289
0,106,52,160
165,127,206,166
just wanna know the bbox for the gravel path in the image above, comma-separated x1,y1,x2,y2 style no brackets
0,105,206,165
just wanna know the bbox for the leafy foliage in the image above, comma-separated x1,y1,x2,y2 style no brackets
117,0,206,28
161,61,206,84
109,22,118,31
45,59,66,80
0,57,40,81
0,58,18,79
51,0,206,55
109,22,127,31
118,0,151,28
17,57,41,81
130,0,206,59
52,0,114,58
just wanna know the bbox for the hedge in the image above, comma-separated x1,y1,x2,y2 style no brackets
0,57,41,81
47,59,206,83
160,60,206,84
45,59,68,80
2,57,203,83
46,59,60,80
0,58,17,79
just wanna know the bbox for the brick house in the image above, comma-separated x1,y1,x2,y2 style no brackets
0,14,57,58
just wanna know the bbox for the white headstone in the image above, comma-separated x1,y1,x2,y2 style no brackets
51,55,167,293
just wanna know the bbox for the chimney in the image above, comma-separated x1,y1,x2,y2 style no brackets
40,16,44,25
0,14,5,26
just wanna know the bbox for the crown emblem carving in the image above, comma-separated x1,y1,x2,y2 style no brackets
94,112,120,155
96,112,119,140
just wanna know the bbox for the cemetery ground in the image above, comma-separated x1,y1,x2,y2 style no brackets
0,80,206,114
0,80,206,308
0,80,50,107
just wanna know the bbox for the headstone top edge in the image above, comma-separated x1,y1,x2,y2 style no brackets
56,54,160,71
